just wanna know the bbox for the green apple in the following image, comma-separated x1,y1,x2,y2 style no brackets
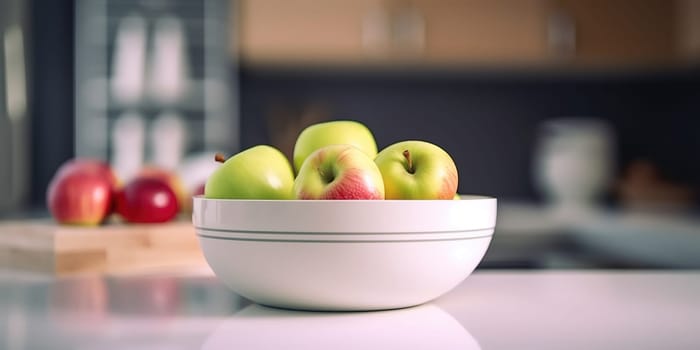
294,144,385,200
293,120,377,173
374,140,458,200
204,145,295,199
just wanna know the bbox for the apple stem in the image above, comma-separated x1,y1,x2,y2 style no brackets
403,150,415,174
318,167,335,184
214,153,226,163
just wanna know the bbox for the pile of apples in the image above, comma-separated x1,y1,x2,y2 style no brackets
47,160,191,226
205,120,459,200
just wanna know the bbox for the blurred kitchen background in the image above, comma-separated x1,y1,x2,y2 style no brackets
1,0,699,269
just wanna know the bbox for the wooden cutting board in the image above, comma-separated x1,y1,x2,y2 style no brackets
0,219,208,276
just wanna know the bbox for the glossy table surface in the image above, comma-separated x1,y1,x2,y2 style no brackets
1,269,699,349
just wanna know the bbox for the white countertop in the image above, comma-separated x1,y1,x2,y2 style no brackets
1,269,698,349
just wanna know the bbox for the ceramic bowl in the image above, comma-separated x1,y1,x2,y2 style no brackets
192,196,496,311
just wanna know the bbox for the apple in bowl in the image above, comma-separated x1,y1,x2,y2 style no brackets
205,145,295,200
293,144,384,200
293,120,377,173
375,140,459,200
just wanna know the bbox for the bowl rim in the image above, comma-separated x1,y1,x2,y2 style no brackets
193,194,497,235
192,194,495,203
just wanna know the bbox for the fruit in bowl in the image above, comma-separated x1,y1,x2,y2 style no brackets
205,145,295,200
375,140,458,200
194,119,495,310
294,144,384,200
204,120,459,201
293,120,377,173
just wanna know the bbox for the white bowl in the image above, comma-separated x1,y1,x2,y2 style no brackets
192,196,496,311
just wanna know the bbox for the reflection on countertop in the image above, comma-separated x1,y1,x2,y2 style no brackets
1,270,699,349
203,304,479,349
1,272,239,350
0,270,478,350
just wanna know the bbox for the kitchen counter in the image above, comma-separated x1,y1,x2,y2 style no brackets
486,203,700,269
1,269,698,349
4,201,698,273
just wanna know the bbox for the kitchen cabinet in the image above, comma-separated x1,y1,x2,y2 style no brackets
414,0,550,65
552,0,676,66
234,0,686,68
678,0,700,61
237,0,386,65
236,0,550,66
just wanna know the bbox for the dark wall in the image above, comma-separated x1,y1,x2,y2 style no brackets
25,0,700,206
30,0,75,206
239,67,700,201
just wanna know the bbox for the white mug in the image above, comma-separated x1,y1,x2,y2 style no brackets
533,117,615,209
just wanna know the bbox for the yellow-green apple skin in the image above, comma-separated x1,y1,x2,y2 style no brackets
293,120,378,173
204,145,295,199
374,140,458,200
294,145,385,200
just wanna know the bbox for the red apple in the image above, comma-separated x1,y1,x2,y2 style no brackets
116,178,179,223
136,166,188,211
293,144,385,200
47,164,114,226
54,158,121,190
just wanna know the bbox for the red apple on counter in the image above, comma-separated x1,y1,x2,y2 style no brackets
47,159,117,226
293,144,385,200
136,166,188,211
116,178,179,223
374,140,458,200
53,158,121,189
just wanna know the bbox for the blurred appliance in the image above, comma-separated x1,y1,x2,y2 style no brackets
0,0,29,214
533,117,615,215
74,0,237,175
